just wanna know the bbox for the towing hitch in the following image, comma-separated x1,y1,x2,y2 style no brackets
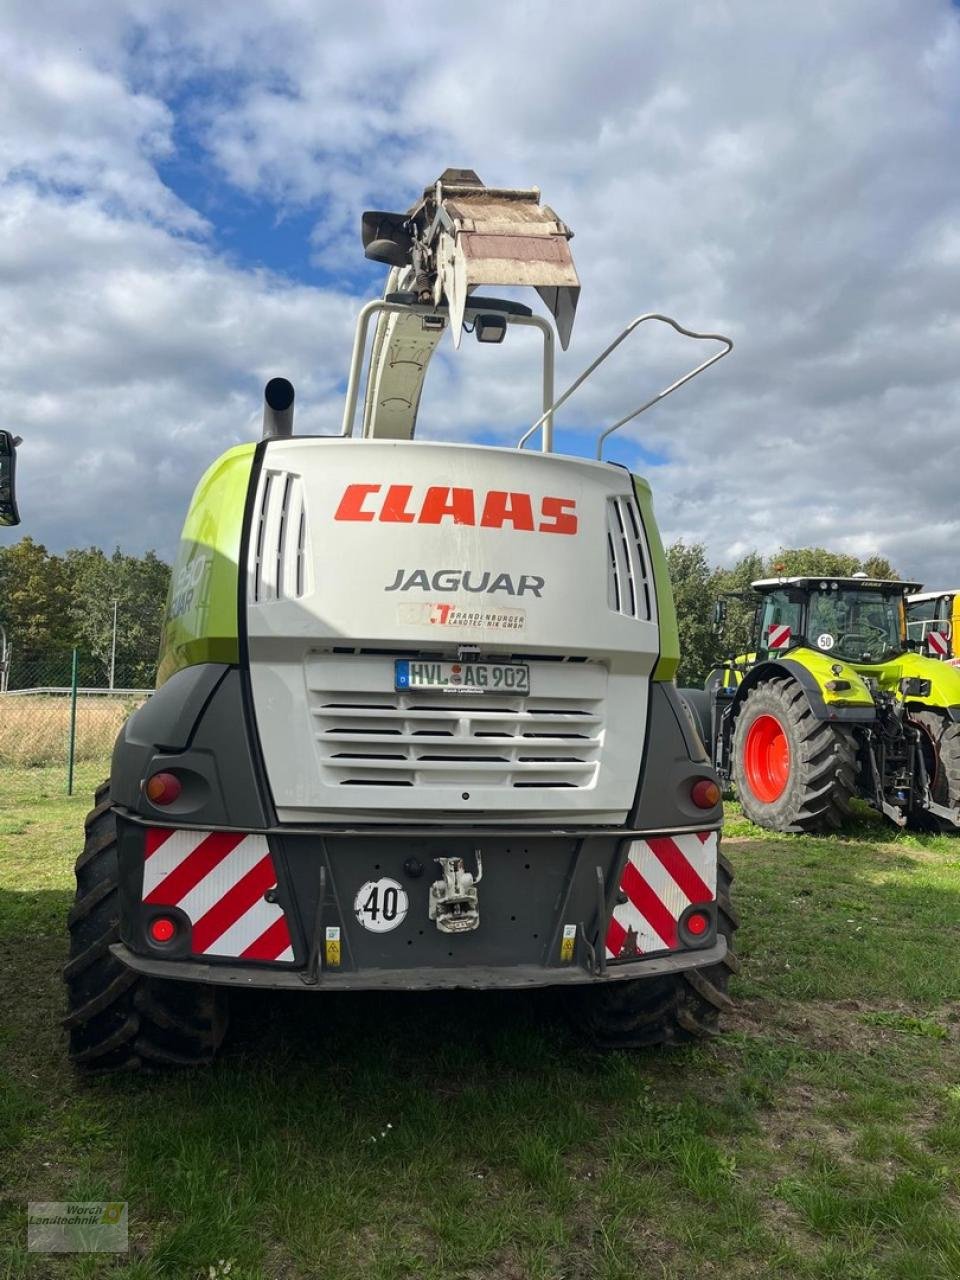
429,851,483,934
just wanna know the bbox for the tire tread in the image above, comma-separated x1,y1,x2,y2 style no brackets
63,793,227,1071
582,862,737,1050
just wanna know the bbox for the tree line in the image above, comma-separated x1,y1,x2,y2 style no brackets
0,535,897,690
0,537,170,687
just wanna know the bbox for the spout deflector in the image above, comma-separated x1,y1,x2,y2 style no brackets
361,169,579,344
431,185,580,350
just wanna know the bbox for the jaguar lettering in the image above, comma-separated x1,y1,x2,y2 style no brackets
386,569,545,598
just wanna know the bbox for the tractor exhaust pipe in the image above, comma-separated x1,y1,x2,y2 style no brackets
262,378,295,439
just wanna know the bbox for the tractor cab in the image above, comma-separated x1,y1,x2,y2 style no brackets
749,576,919,667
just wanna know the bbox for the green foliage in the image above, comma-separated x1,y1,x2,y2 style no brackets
64,547,170,686
861,1012,948,1040
0,536,73,652
0,538,170,686
766,547,900,581
666,542,717,686
710,550,766,672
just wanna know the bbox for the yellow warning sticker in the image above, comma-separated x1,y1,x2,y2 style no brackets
560,923,577,963
325,926,341,967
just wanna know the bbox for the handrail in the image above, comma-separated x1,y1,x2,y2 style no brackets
516,314,732,457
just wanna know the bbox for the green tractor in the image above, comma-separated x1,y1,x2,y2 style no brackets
682,575,960,834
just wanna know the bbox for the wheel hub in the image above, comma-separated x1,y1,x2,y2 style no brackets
743,713,790,803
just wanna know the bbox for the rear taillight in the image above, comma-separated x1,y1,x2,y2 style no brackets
691,778,721,809
145,772,182,806
685,909,710,937
148,916,176,943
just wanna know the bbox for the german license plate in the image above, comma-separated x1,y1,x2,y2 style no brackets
395,659,530,694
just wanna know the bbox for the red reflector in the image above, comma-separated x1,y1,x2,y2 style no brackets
691,778,721,809
145,772,182,806
686,911,710,937
149,916,176,943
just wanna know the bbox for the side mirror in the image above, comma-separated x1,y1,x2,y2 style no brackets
0,431,21,527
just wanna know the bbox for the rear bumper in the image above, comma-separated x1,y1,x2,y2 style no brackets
111,937,727,991
117,816,723,988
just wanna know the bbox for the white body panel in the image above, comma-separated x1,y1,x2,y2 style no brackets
246,440,661,824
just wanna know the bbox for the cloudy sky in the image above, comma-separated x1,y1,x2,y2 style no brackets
1,0,958,586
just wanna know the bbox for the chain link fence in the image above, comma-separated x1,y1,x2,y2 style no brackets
0,649,151,777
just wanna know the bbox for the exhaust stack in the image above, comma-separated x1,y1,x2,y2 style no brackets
262,378,295,440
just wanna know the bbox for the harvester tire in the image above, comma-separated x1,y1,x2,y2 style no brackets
581,855,738,1049
731,676,856,833
908,709,960,833
63,783,227,1071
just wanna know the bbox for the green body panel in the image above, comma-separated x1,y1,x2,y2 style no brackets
722,645,960,713
632,475,679,682
156,444,255,687
856,649,960,710
774,647,875,710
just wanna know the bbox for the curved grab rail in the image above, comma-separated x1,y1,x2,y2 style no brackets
516,314,733,458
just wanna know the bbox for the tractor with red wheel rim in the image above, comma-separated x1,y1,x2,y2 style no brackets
681,575,960,835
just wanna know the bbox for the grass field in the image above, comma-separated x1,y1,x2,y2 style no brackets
0,698,139,768
2,764,960,1279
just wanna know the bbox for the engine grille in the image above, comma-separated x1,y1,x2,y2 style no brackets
307,658,606,791
249,469,307,603
607,495,653,622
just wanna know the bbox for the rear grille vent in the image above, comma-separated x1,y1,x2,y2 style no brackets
309,682,605,791
250,470,307,603
606,495,653,622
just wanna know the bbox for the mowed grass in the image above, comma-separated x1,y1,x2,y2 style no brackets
2,767,960,1279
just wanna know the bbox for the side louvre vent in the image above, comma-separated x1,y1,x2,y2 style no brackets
606,495,653,622
250,470,308,603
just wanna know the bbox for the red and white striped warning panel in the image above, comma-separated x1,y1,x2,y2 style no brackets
142,828,294,963
767,623,792,650
605,832,717,961
927,630,950,658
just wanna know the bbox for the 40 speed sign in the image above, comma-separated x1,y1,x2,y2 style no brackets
353,878,409,932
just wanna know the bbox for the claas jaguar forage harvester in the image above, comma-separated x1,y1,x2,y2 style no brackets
62,169,737,1068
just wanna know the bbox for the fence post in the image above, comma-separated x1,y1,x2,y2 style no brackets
67,647,78,795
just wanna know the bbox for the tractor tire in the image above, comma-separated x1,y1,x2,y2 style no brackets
63,782,228,1071
731,676,856,833
581,855,738,1049
908,709,960,833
